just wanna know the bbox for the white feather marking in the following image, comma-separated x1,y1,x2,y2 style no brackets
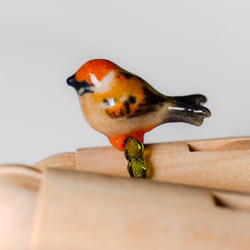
78,87,85,95
89,73,102,88
96,70,115,93
120,96,127,102
108,98,116,106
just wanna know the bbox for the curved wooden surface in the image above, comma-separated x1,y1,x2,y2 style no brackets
0,165,41,250
35,137,250,192
0,137,249,249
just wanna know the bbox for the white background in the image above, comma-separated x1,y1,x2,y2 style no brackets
0,0,249,165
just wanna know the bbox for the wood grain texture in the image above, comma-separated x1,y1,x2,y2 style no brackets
76,137,250,192
35,153,75,171
0,165,41,250
30,169,250,250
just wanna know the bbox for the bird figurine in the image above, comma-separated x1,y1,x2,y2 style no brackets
67,59,211,151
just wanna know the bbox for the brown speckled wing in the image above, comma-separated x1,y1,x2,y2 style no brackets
104,87,166,119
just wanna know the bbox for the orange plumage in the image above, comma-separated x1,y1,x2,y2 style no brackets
67,59,211,150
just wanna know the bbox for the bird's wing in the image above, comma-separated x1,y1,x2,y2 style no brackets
104,86,166,119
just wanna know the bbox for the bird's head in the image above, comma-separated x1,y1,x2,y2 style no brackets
67,59,118,95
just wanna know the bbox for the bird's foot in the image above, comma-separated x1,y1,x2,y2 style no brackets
124,137,147,178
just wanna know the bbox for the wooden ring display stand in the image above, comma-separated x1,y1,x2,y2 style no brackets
0,137,250,249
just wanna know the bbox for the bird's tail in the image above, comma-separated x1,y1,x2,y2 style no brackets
165,94,211,126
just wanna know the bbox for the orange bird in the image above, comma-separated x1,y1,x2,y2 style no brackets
67,59,211,151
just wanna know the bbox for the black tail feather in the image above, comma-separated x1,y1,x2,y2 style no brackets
166,94,211,126
172,94,207,106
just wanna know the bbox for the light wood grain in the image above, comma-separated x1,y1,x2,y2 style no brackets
33,137,250,192
0,165,41,250
30,168,250,250
59,137,250,192
35,153,75,171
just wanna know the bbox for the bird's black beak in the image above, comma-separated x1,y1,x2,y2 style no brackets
67,75,81,91
67,74,94,95
66,74,75,86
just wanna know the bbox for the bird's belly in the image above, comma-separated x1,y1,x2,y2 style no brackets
83,105,165,136
80,95,168,144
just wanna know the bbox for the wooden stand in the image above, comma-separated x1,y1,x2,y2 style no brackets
36,137,250,192
0,137,250,249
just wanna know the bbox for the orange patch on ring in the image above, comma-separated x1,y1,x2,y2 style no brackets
75,59,118,83
109,125,156,151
